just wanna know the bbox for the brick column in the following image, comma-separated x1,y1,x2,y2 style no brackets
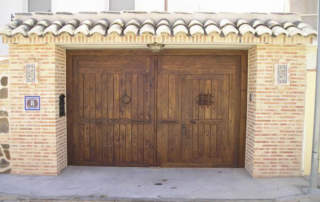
9,44,66,175
246,45,306,177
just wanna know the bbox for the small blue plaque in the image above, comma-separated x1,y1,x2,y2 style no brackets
25,96,40,111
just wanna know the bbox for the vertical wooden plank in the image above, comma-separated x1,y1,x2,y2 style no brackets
210,125,217,157
204,124,211,158
125,73,132,119
181,79,193,162
216,79,223,120
125,123,132,162
95,73,102,119
83,74,91,161
168,124,180,162
199,80,206,120
198,123,205,157
192,124,199,159
77,125,84,161
101,73,108,119
108,124,114,165
131,124,138,162
113,73,120,162
106,74,114,164
119,73,126,162
101,73,108,164
88,74,96,162
119,124,126,162
101,73,107,163
226,74,231,122
192,79,199,158
79,73,84,120
182,124,193,162
113,124,120,163
157,73,169,165
216,123,222,159
107,74,114,119
229,64,241,166
137,74,144,163
83,123,90,161
119,72,125,119
221,80,229,161
181,78,193,121
167,75,180,162
143,72,154,165
95,72,103,162
131,73,138,162
198,80,206,157
204,80,212,159
125,73,132,162
225,74,233,164
204,79,211,120
176,76,182,162
211,79,218,120
75,73,84,162
168,75,177,120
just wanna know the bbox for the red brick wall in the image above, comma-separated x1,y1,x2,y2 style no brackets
246,45,306,177
9,44,66,175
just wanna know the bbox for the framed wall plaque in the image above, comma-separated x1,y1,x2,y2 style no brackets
274,64,290,85
25,96,40,111
25,63,37,84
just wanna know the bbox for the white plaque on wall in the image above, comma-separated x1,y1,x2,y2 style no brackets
275,64,289,85
25,63,37,84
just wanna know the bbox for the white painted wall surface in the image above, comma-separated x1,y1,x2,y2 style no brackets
0,0,109,55
166,0,287,12
110,0,134,11
52,0,109,12
135,0,164,11
0,0,27,55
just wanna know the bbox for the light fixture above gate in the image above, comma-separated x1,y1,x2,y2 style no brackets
147,42,165,52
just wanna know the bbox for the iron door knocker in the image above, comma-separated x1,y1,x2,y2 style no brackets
121,93,131,104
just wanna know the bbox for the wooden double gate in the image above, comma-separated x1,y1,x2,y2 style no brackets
67,50,247,168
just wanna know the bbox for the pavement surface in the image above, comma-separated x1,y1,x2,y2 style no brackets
0,166,320,202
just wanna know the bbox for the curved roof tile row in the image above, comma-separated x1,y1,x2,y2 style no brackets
0,13,317,38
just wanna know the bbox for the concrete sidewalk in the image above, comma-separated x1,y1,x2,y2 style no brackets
0,166,319,202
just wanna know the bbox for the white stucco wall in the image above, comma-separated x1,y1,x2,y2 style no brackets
52,0,109,12
0,0,27,55
135,0,287,12
135,0,164,11
289,0,317,29
0,0,110,55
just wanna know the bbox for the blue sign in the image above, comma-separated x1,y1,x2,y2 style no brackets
24,96,40,111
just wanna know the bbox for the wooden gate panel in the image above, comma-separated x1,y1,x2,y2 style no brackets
67,51,246,168
70,55,155,166
157,55,240,167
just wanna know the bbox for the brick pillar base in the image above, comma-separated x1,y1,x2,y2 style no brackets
245,45,306,177
9,44,67,175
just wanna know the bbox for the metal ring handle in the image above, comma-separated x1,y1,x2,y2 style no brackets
121,94,131,104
